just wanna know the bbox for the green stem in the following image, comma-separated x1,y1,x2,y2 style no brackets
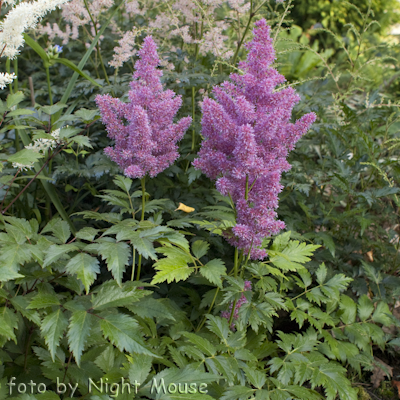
196,287,220,332
245,175,249,201
140,177,146,222
191,86,196,151
6,58,13,94
231,0,254,67
137,177,146,281
45,67,53,105
83,0,111,86
131,248,136,281
13,58,18,92
234,247,239,278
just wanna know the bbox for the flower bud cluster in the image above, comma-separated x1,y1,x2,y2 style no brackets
96,36,192,179
193,19,316,259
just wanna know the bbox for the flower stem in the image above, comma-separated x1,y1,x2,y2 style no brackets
191,86,196,151
231,0,254,67
234,247,239,277
45,67,53,105
83,0,111,86
137,177,146,280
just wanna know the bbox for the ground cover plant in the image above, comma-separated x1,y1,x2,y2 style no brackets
0,0,400,399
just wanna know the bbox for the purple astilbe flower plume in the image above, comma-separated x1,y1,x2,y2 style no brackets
221,280,252,329
193,19,316,259
95,36,192,179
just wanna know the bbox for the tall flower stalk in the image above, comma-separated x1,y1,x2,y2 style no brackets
96,35,192,279
194,19,316,260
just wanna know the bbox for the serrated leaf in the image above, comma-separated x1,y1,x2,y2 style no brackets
113,175,132,193
269,241,320,271
67,310,93,366
28,292,60,309
316,263,327,284
65,253,100,293
200,259,226,288
43,244,79,267
10,296,41,325
8,148,43,166
152,247,193,284
76,227,99,242
206,315,229,344
96,241,130,286
192,240,209,259
0,307,17,342
372,302,392,326
41,309,68,361
100,313,156,357
127,296,176,321
182,332,216,356
358,295,374,321
92,281,146,310
339,294,357,324
7,91,25,108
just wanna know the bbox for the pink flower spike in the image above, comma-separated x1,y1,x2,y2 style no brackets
96,36,192,180
194,19,316,260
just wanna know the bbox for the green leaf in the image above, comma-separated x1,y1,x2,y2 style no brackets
152,247,193,284
41,309,68,361
100,313,156,357
182,332,216,356
23,33,50,64
206,315,229,343
74,108,100,123
192,240,209,259
65,253,100,293
55,58,101,87
92,281,146,310
28,292,60,309
316,263,327,284
269,241,320,271
339,295,357,324
10,296,41,325
372,301,392,326
43,244,79,267
8,148,43,166
220,386,255,400
0,307,18,342
76,227,99,242
67,310,93,366
42,218,72,243
113,175,132,193
200,259,226,288
358,295,374,321
69,135,93,148
128,354,153,386
40,103,67,115
6,91,25,109
6,109,35,117
96,241,130,286
127,296,176,321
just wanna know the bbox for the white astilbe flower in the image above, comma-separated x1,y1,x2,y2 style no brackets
0,72,16,89
0,0,71,59
25,129,60,153
12,162,34,171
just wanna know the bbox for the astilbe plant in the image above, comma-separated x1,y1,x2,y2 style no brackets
95,35,192,179
193,19,316,259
